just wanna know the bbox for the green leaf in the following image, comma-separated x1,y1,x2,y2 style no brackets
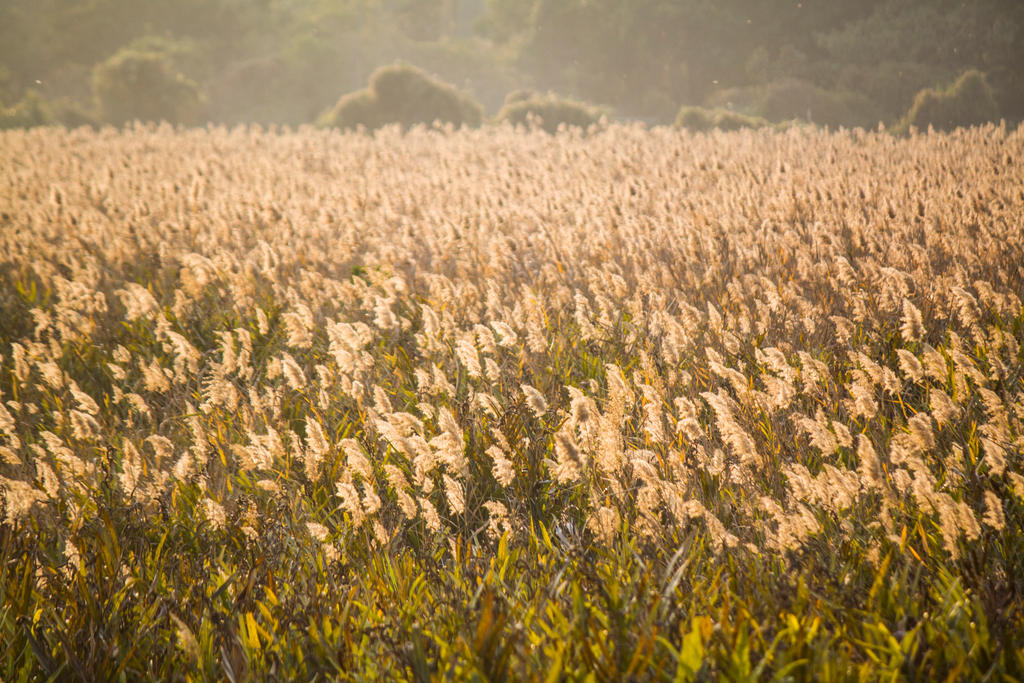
676,618,705,680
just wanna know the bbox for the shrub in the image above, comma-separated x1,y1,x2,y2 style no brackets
92,49,203,126
396,39,522,114
674,105,767,132
706,78,880,129
674,105,715,131
320,63,484,131
51,98,100,129
834,61,948,123
502,89,536,106
902,70,999,132
0,90,54,129
0,89,99,130
495,90,601,134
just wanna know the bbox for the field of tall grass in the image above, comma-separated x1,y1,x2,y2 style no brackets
1,122,1022,679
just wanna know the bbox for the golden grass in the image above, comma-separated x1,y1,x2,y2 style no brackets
1,121,1023,679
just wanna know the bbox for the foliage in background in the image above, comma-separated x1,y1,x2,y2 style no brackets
495,90,601,133
704,78,881,129
2,0,1023,129
900,70,1000,133
92,49,203,126
319,62,484,131
0,90,53,130
814,0,1024,120
673,105,766,132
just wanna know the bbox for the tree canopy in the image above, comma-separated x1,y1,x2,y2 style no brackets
1,0,1021,128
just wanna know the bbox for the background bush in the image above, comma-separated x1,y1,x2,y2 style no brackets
674,105,767,132
705,78,881,129
902,70,999,132
0,90,53,129
1,1,1022,129
320,63,484,131
495,90,601,133
92,49,203,126
0,90,97,130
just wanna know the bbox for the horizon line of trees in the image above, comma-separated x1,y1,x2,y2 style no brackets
2,0,1022,132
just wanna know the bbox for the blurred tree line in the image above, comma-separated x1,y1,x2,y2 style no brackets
1,0,1022,130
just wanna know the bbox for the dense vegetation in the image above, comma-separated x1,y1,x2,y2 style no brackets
2,123,1023,679
320,63,484,131
674,106,767,132
92,48,204,127
899,70,1000,134
1,0,1022,129
495,90,601,134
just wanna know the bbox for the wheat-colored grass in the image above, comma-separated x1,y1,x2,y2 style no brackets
1,121,1022,678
